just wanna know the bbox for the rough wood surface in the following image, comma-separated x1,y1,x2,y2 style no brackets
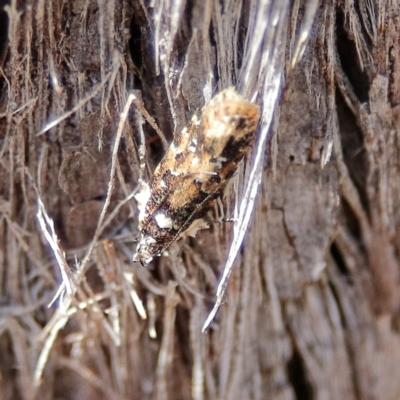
0,1,399,399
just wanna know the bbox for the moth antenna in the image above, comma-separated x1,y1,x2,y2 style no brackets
131,95,147,184
211,218,236,224
131,91,168,151
130,91,169,185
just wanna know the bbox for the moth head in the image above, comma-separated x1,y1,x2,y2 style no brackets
132,235,157,267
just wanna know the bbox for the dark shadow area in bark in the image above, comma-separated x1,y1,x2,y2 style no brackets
0,2,8,65
336,89,370,218
341,197,363,243
0,333,20,400
236,3,251,73
331,243,353,279
128,4,174,166
287,349,314,400
129,16,143,71
336,9,370,103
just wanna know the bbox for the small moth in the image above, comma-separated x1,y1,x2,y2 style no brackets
133,87,260,266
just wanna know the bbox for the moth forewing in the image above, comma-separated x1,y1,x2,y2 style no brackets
133,87,260,266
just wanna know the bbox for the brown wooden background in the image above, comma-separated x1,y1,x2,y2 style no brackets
1,1,399,399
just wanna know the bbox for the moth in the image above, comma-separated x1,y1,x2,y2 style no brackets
133,87,260,266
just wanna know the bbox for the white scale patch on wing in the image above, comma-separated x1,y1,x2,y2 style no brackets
134,182,151,224
154,212,173,229
214,156,227,168
191,115,200,125
188,139,197,153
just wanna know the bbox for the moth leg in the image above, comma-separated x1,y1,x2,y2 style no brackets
129,92,164,178
210,217,236,225
180,219,211,238
209,196,236,225
130,90,168,151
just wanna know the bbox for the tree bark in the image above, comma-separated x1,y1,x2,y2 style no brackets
1,1,399,399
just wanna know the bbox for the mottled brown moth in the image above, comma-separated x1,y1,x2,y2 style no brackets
133,87,260,266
